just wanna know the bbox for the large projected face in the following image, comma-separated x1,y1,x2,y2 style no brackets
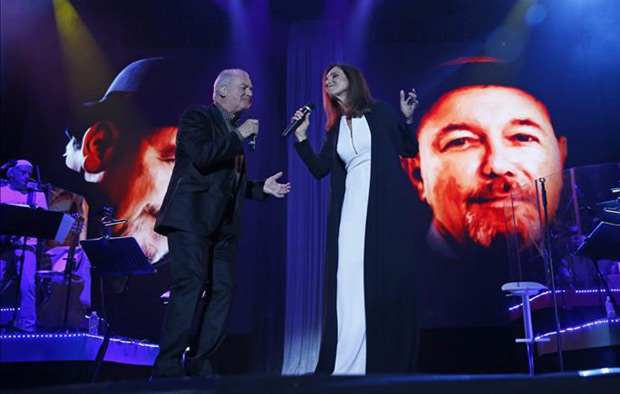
412,86,567,249
61,58,203,263
65,122,177,262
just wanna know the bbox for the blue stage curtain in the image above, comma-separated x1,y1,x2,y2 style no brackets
282,21,344,375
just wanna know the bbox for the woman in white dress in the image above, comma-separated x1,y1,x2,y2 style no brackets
292,64,420,374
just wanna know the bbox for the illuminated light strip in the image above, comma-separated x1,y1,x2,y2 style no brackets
0,333,159,348
1,333,83,339
578,367,620,377
0,308,19,312
509,290,551,311
535,318,620,340
509,288,620,311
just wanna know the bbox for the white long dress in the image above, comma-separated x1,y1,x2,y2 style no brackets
333,115,372,375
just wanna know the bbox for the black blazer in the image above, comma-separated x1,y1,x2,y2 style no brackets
155,104,266,237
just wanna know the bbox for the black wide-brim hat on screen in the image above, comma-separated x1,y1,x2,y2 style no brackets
71,57,211,136
416,56,560,132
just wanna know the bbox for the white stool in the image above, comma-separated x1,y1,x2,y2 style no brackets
502,281,550,375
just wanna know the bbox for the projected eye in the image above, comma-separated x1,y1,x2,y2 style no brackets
510,133,539,144
442,138,470,151
439,133,481,152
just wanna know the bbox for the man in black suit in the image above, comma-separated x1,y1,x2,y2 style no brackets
151,68,290,378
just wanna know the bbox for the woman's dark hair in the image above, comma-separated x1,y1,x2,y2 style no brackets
323,64,374,130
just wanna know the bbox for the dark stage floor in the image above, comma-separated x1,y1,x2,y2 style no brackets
3,370,620,394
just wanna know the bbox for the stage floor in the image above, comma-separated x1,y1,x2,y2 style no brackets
1,327,618,392
2,369,619,394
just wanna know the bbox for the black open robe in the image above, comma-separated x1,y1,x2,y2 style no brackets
294,100,419,373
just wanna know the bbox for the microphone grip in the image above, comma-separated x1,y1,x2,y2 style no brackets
282,119,303,138
283,104,315,137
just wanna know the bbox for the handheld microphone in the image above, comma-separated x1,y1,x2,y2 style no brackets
248,135,257,152
282,103,315,137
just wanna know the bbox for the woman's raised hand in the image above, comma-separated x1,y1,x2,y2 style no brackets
400,88,419,123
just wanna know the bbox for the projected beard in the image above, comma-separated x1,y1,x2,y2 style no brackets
116,203,163,261
103,126,177,262
459,177,540,248
426,172,541,249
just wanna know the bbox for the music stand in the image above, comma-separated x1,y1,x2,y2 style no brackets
0,204,74,242
80,237,154,277
575,221,620,261
575,221,620,319
0,204,75,327
79,236,154,382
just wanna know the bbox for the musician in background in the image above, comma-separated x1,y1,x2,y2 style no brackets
37,187,91,331
0,160,48,332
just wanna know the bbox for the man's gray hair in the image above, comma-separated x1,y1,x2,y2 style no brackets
212,68,249,101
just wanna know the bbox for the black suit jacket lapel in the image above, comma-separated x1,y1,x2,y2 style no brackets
209,105,230,138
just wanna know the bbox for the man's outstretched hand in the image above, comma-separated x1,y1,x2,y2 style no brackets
263,172,291,198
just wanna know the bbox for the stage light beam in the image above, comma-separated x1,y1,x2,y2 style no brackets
52,0,113,106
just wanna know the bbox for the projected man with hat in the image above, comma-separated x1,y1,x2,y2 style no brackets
405,57,568,256
64,57,198,263
401,57,570,372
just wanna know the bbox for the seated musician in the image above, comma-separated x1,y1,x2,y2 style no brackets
0,160,48,332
